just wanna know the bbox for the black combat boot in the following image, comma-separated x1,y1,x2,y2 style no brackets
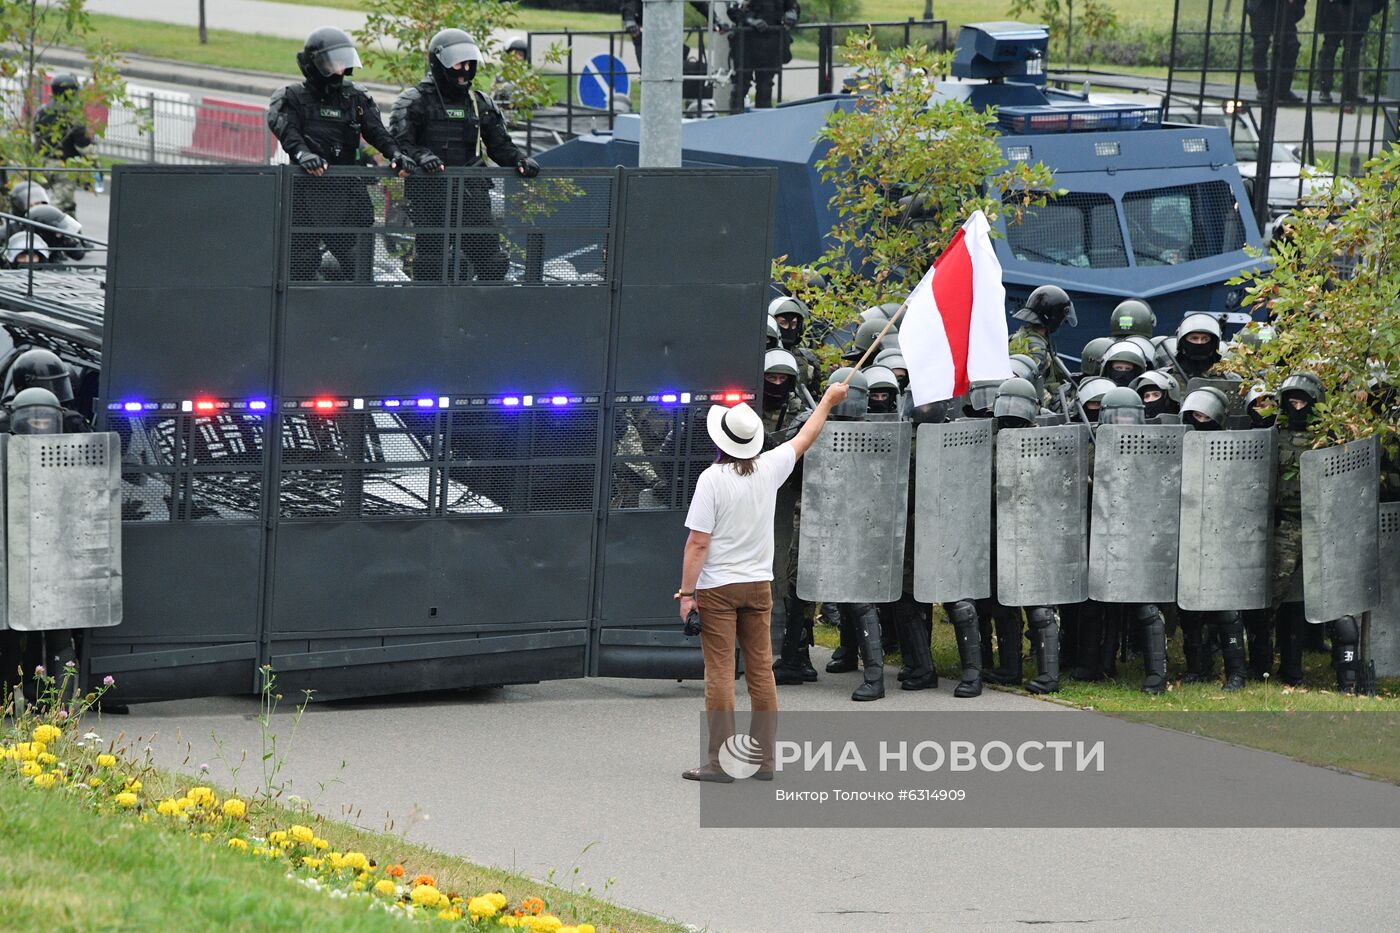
1243,608,1273,681
1140,605,1167,695
1068,603,1105,682
1025,607,1060,695
1181,620,1207,683
1276,603,1305,686
899,600,936,690
1218,612,1247,692
826,606,859,673
1332,615,1360,695
982,610,1024,685
772,594,806,686
851,605,886,701
947,600,983,698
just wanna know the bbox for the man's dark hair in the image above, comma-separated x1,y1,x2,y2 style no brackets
716,450,758,477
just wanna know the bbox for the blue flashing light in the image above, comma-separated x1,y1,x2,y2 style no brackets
122,401,143,413
416,397,434,408
660,393,678,404
248,400,268,411
550,395,569,406
384,399,401,408
503,396,521,407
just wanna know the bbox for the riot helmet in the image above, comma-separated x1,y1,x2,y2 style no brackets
859,305,890,325
768,295,808,349
993,377,1040,428
964,379,1001,418
763,348,798,412
1078,377,1115,423
428,28,482,97
7,348,73,403
25,204,81,238
1181,387,1229,431
5,231,49,265
1131,370,1180,419
766,314,781,350
1099,387,1146,426
1008,353,1044,396
874,349,909,390
1012,285,1076,332
911,400,949,424
1279,371,1324,429
1245,383,1276,428
9,181,47,216
1153,336,1178,371
8,387,64,435
881,332,901,353
826,368,869,420
1110,298,1155,339
1079,336,1113,378
1175,313,1223,363
504,37,529,59
864,366,900,414
298,27,362,89
50,73,80,97
1102,340,1149,387
844,319,892,364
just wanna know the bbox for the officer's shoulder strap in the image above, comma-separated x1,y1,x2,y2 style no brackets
268,84,293,108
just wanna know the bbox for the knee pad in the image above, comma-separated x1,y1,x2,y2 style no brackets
1333,614,1359,646
1027,607,1057,631
1134,603,1163,624
946,600,978,628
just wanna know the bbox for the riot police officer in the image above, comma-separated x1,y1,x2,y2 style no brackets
1132,370,1183,421
1077,336,1114,380
1076,377,1115,423
768,295,821,398
1245,384,1277,429
874,348,909,393
7,181,48,217
1178,387,1248,690
390,28,540,282
1010,285,1076,403
1174,313,1231,379
844,318,894,368
864,366,900,415
1109,298,1155,340
23,205,86,262
727,0,799,111
766,315,781,350
267,27,412,282
1,348,90,433
33,74,92,216
1249,0,1306,103
1101,340,1150,388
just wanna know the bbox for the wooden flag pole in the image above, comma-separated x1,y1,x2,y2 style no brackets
841,299,911,384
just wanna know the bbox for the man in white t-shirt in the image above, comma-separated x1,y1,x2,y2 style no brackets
676,381,848,783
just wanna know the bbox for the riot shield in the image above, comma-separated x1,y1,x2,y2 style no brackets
1186,377,1248,417
1177,429,1275,611
6,433,122,631
1088,424,1185,604
797,420,911,603
1301,437,1380,622
995,424,1089,606
913,420,992,603
1372,503,1400,678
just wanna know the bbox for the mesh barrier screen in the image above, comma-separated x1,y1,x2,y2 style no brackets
610,405,715,511
116,412,267,523
286,172,614,285
1122,181,1246,265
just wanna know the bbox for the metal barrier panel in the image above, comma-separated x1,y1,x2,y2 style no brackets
1373,504,1400,678
1177,429,1275,612
1301,437,1381,622
995,424,1090,606
1088,425,1185,604
913,419,993,604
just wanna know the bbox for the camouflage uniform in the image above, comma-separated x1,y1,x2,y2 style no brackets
768,399,815,681
1011,324,1061,402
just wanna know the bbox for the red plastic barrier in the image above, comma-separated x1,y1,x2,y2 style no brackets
183,96,274,164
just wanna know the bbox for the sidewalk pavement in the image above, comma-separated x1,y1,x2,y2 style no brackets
111,648,1400,933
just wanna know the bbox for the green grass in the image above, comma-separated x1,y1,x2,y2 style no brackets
814,611,1400,782
0,754,688,933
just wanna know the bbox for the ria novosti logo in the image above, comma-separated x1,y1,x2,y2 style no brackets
718,733,764,779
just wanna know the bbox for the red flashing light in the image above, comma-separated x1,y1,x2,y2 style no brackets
194,399,216,412
723,392,742,403
314,398,335,410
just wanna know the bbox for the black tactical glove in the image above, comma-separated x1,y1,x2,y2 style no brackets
516,157,540,178
389,152,416,175
296,150,328,174
624,20,641,38
418,153,445,173
783,10,798,28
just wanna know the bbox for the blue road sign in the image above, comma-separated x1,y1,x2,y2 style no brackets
579,53,629,109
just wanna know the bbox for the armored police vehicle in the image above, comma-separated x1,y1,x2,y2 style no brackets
539,22,1266,353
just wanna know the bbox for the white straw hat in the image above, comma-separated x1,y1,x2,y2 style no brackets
706,402,764,459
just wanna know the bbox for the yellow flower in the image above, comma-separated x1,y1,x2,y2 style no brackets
88,777,105,788
342,851,370,872
15,742,43,760
95,753,117,768
37,753,57,765
125,780,142,793
174,797,194,812
578,925,595,933
486,892,507,910
114,792,139,808
288,824,315,845
499,919,521,929
19,761,41,777
468,896,499,919
533,916,563,933
32,773,58,788
268,830,288,846
32,724,62,744
312,837,329,850
351,881,365,892
301,856,323,870
560,927,579,933
221,798,247,820
187,786,216,807
437,908,462,921
228,838,249,851
374,879,397,897
327,852,345,870
410,884,444,909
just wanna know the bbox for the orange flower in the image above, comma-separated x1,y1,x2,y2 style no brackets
386,864,405,878
522,896,546,915
411,874,436,888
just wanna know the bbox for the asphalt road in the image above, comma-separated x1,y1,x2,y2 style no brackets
110,652,1400,933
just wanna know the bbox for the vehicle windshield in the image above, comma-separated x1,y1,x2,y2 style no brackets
1003,191,1128,268
1122,181,1247,266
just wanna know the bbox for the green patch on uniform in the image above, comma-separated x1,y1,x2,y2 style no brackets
444,107,467,119
318,107,343,119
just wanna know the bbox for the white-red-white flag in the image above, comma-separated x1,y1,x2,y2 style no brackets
898,210,1012,405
